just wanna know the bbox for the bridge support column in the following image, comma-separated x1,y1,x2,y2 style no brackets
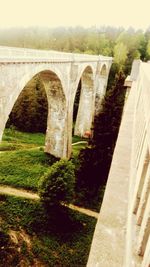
42,75,68,159
74,68,94,137
0,116,6,141
95,75,108,115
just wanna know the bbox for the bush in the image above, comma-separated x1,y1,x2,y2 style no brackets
38,159,75,210
0,229,9,247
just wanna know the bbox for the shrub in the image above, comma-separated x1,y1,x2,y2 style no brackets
38,159,75,210
0,229,9,247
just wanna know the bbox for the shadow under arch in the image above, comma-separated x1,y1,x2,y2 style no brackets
100,64,107,76
74,65,94,137
3,69,67,159
6,73,48,133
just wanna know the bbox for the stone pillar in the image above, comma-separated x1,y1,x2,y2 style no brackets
0,116,6,141
74,68,94,137
41,73,68,159
66,105,74,158
0,95,15,141
95,73,109,115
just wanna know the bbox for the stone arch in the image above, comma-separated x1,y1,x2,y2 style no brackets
2,68,67,158
4,65,66,122
18,65,67,101
74,65,94,137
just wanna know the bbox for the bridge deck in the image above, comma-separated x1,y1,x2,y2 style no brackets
0,46,112,63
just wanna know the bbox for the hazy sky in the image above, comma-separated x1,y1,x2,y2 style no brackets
0,0,149,30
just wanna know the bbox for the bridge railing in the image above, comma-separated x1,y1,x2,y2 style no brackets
0,46,112,63
87,60,150,267
126,62,150,267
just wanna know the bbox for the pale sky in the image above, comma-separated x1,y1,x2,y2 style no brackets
0,0,149,30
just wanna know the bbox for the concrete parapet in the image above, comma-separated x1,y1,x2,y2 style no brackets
87,61,150,267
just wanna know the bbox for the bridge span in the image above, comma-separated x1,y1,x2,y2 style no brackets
0,46,112,158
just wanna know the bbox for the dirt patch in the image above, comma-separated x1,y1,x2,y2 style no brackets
9,229,31,249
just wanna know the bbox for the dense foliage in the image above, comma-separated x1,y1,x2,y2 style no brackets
39,159,75,210
0,26,150,69
7,75,48,133
76,72,126,195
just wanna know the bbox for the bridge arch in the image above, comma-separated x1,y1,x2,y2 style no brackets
0,48,112,158
74,65,95,137
100,64,107,76
3,68,67,158
18,65,67,101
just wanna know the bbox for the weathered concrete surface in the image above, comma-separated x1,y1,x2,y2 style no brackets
95,64,109,115
87,60,150,267
74,66,95,136
0,46,112,158
87,85,135,267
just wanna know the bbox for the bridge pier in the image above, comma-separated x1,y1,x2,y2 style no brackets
74,66,95,137
40,72,68,158
95,64,109,115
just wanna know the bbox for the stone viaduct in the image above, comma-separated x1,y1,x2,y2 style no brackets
0,46,112,158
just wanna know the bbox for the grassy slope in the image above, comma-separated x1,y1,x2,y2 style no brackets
1,128,45,148
0,149,56,191
0,129,87,190
0,195,96,267
0,129,96,266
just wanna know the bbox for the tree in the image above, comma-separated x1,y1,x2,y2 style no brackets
114,42,128,69
7,75,48,133
76,72,126,195
38,159,75,210
146,39,150,59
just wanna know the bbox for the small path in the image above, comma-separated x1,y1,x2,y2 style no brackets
0,185,98,219
66,203,98,219
0,185,39,200
0,145,43,153
72,141,87,146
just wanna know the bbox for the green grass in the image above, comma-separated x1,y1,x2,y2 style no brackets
72,142,87,156
0,128,45,151
0,149,56,191
0,128,87,190
2,128,45,146
2,129,86,147
72,135,87,144
1,129,87,152
0,128,102,212
0,129,99,266
0,195,96,267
